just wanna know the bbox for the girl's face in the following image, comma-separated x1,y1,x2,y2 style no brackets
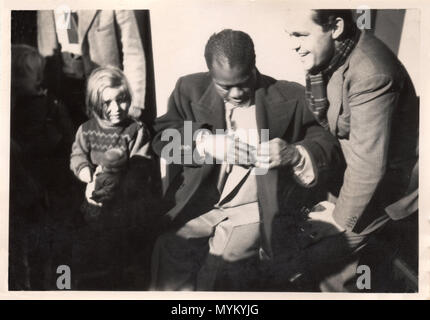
101,86,130,124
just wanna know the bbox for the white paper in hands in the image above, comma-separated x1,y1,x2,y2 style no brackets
201,133,258,167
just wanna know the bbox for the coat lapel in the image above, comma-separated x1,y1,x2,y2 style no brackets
264,99,298,139
77,10,98,42
327,58,351,136
191,82,226,131
254,78,299,258
255,79,298,140
172,82,225,212
327,69,343,136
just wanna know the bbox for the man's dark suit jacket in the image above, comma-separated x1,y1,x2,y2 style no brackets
152,71,341,258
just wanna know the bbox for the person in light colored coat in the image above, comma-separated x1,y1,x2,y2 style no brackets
37,10,146,119
279,9,419,291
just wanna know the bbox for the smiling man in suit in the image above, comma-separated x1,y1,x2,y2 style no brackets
282,9,419,291
150,29,341,291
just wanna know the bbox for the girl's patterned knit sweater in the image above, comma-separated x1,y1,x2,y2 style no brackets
70,114,151,177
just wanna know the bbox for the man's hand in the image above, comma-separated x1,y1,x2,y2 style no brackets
200,133,257,167
299,201,345,246
256,138,301,169
78,166,92,183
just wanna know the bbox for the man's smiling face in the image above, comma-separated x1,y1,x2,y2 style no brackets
284,10,335,73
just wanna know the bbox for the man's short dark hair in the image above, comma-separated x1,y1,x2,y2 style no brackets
311,10,356,39
204,29,256,72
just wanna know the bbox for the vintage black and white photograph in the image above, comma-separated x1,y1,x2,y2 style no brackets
6,2,421,294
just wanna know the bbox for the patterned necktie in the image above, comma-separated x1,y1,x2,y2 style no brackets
67,11,79,44
217,103,237,192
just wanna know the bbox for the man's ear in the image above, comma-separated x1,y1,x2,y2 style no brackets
331,17,345,40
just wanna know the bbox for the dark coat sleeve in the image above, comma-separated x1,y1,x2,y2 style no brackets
289,89,344,190
152,76,211,167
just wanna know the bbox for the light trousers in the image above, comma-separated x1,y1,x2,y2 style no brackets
150,202,261,291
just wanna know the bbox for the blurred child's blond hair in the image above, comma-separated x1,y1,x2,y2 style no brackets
85,66,132,119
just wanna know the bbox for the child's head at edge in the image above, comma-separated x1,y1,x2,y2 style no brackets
11,44,46,97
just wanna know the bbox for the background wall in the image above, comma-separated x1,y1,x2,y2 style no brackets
374,9,420,93
150,1,305,118
150,5,420,118
149,5,420,180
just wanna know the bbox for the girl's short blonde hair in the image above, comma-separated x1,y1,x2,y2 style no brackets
85,66,132,118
